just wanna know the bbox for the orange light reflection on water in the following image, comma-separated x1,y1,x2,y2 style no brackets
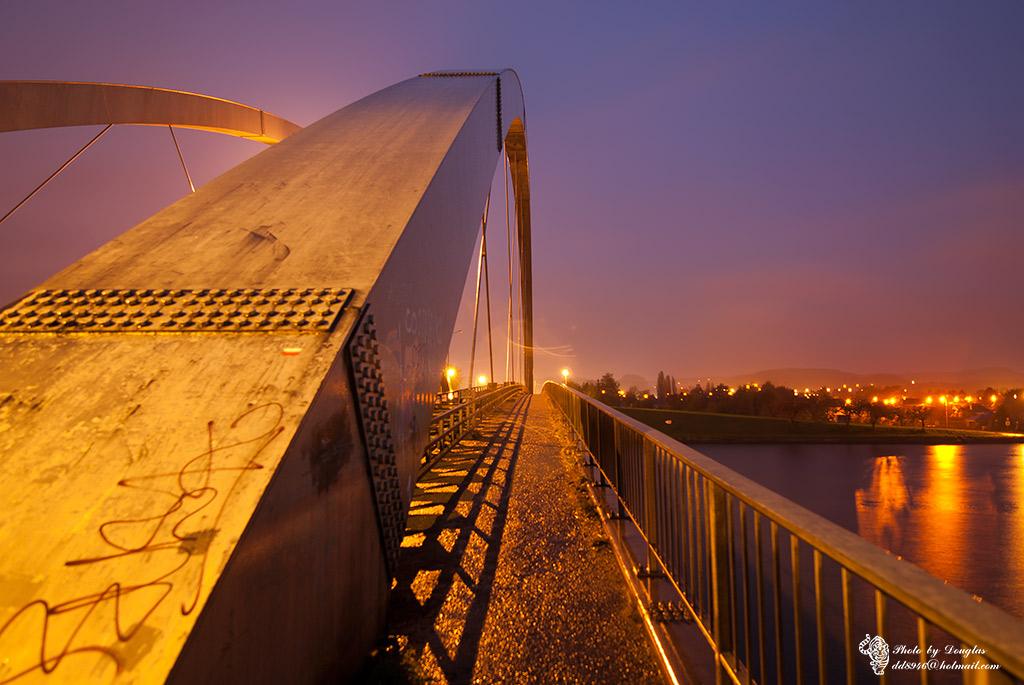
1012,445,1024,590
854,456,911,554
856,445,969,588
917,445,968,587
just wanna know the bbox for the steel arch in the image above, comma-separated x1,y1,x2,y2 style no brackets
0,80,300,143
0,70,531,683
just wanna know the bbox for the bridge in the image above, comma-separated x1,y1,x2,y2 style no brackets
1,74,1023,684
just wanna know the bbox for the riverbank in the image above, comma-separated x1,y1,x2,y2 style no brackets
621,407,1024,444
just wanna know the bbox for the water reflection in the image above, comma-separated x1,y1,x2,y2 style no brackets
1007,445,1024,605
855,446,972,590
702,442,1024,621
854,456,912,554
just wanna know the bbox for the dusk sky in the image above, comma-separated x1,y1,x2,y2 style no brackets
2,1,1023,388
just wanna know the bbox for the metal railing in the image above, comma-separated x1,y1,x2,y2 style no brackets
421,383,523,475
545,382,1024,685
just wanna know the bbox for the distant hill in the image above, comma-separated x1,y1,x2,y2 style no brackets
715,367,1024,391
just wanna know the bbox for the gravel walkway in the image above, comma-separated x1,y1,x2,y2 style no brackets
378,392,664,684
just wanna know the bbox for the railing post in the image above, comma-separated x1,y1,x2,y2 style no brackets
643,437,659,571
708,481,734,684
591,405,606,485
609,416,625,518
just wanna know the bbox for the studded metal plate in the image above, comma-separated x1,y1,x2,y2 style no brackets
418,71,498,77
348,309,405,579
0,288,351,334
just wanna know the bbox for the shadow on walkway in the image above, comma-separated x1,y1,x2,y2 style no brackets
358,392,662,684
385,394,530,682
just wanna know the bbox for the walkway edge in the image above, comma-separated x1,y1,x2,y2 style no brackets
553,410,714,685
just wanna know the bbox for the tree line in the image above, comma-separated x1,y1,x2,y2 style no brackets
568,372,1024,431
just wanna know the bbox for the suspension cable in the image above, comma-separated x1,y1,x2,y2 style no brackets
0,124,113,227
504,147,513,382
168,126,195,193
468,191,490,386
483,219,495,385
513,150,524,378
508,153,519,384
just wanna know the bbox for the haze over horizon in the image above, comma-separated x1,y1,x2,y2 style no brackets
598,365,1024,397
3,2,1022,387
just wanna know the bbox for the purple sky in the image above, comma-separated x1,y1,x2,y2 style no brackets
2,2,1023,388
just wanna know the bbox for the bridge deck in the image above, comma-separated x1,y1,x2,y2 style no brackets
369,392,664,684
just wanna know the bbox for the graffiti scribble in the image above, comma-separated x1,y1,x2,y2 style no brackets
0,403,285,683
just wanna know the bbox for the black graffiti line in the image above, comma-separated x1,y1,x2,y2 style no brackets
0,403,287,682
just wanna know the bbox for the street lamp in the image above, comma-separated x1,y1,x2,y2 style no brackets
445,367,456,397
561,368,569,385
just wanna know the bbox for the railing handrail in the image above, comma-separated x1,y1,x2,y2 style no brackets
544,381,1024,679
421,383,524,475
430,382,517,424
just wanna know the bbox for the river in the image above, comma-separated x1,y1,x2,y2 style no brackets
698,442,1024,622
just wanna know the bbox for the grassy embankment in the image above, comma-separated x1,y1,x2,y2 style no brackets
620,407,1024,444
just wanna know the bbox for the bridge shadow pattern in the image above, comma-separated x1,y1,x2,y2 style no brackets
358,392,664,685
382,393,529,683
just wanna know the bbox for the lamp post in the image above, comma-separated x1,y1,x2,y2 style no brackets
561,368,569,386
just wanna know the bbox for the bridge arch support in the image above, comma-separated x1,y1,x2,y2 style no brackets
0,71,532,682
0,80,301,143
